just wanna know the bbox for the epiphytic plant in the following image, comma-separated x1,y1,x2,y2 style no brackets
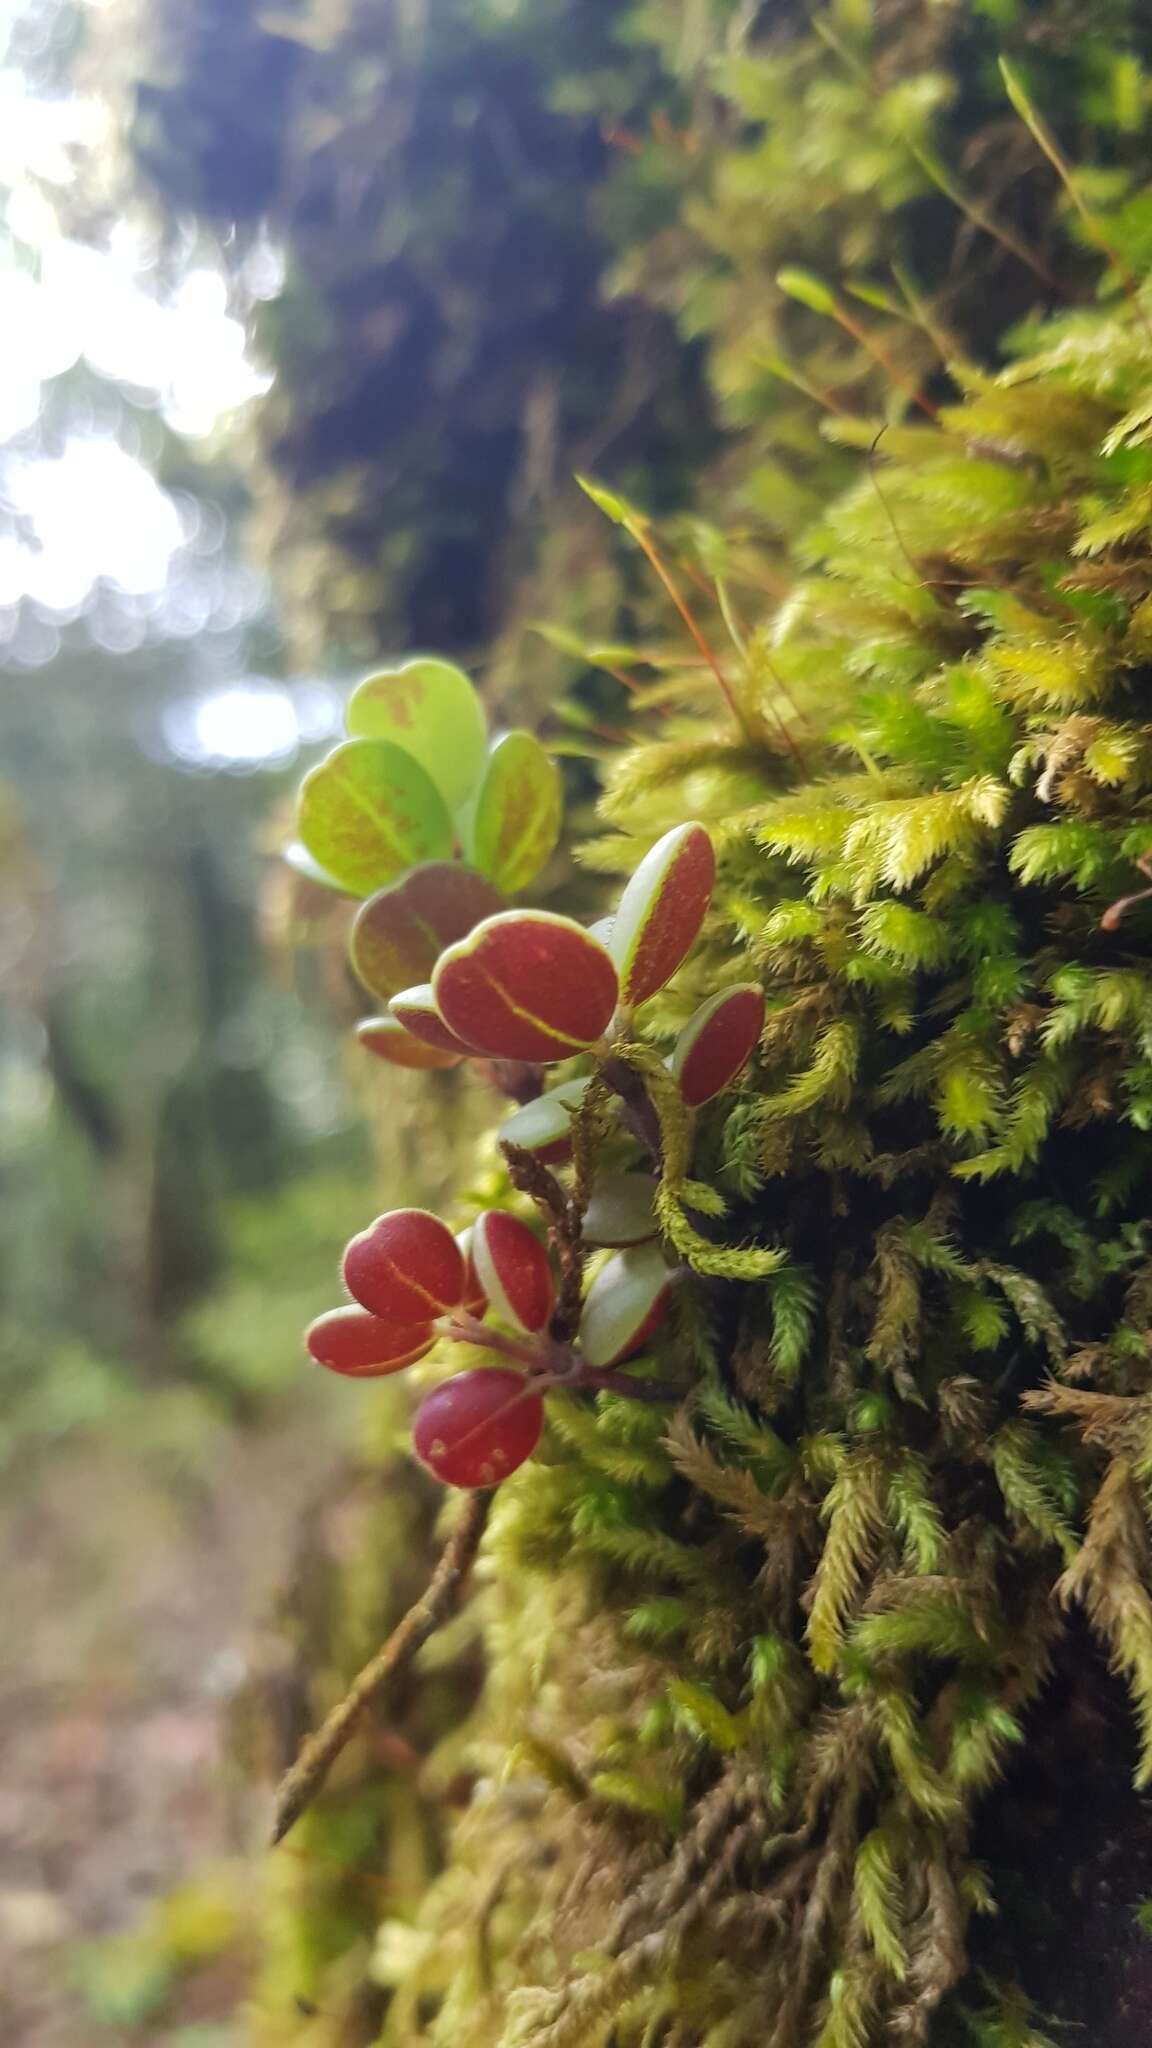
291,660,766,1485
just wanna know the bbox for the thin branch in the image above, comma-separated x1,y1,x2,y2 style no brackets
270,1489,491,1844
826,296,939,420
501,1137,588,1342
600,1053,665,1171
867,428,932,590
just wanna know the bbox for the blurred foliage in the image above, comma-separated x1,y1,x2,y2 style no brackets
133,0,718,674
0,638,375,1460
133,0,1152,684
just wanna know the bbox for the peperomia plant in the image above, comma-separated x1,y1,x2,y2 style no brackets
291,659,765,1484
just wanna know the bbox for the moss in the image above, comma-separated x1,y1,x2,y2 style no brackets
362,29,1152,2048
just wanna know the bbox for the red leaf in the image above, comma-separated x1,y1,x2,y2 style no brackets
433,911,618,1062
355,1017,462,1070
671,984,765,1106
455,1227,489,1317
412,1368,544,1488
472,1211,555,1334
389,984,484,1057
343,1209,465,1321
306,1305,434,1377
610,823,715,1007
350,862,504,1002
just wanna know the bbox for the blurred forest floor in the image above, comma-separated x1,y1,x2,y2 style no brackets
0,1391,329,2048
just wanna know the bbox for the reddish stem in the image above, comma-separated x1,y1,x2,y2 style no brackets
629,524,748,736
830,300,939,420
438,1311,681,1404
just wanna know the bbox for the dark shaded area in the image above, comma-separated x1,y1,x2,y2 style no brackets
972,1636,1152,2042
134,0,720,657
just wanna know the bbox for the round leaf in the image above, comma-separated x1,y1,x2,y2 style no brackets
355,1017,462,1071
472,1210,555,1334
351,861,505,1001
468,731,562,893
345,658,488,812
283,841,351,893
297,739,454,896
579,1243,673,1369
433,911,618,1062
671,984,765,1107
389,984,483,1058
343,1208,465,1321
498,1077,590,1164
306,1304,434,1377
455,1227,488,1317
412,1368,543,1489
610,822,715,1008
582,1172,660,1248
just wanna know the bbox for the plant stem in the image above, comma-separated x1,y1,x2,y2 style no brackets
814,15,1063,295
600,1052,664,1170
627,521,750,737
583,1366,684,1402
270,1490,491,1844
826,297,939,420
441,1312,546,1371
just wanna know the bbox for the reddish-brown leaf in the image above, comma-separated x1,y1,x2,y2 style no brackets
671,984,764,1106
350,862,504,1002
389,984,484,1057
610,823,715,1007
343,1209,465,1321
472,1211,555,1334
433,911,618,1062
355,1017,462,1070
306,1305,435,1377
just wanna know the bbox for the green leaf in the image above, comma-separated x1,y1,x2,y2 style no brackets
575,473,643,527
498,1077,590,1162
579,1243,673,1368
854,1830,908,1979
776,266,839,316
282,840,350,892
297,739,454,896
666,1678,743,1750
468,731,562,892
345,658,487,812
582,1172,659,1247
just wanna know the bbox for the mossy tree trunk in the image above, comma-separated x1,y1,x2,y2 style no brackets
132,0,1152,2039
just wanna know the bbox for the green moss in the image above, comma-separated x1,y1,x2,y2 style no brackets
363,30,1152,2048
